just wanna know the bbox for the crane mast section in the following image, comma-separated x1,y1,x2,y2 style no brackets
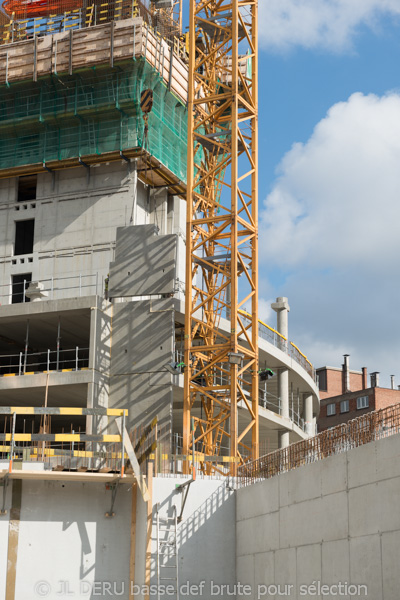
184,0,259,474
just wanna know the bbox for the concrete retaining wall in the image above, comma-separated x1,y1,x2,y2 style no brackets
236,433,400,600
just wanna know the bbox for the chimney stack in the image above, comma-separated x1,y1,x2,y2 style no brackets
342,354,350,393
391,375,395,390
370,372,380,388
362,367,368,390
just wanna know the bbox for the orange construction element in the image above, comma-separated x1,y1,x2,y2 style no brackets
2,0,82,18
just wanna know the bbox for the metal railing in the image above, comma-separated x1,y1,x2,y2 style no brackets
237,402,400,487
0,278,315,384
0,347,89,376
0,273,101,305
237,310,315,381
258,388,305,431
289,342,314,380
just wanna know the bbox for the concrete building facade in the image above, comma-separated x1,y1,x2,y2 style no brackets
0,8,321,599
0,161,320,455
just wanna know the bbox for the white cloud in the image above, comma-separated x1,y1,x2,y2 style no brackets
260,92,400,384
259,0,400,52
258,297,274,324
261,92,400,273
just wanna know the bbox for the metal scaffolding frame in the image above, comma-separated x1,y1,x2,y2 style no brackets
184,0,258,474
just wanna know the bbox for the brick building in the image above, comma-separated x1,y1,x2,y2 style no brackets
317,355,400,430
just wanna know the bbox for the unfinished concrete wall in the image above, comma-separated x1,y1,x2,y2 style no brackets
0,479,133,600
109,225,177,297
109,299,175,442
236,433,400,600
0,164,185,305
0,162,151,303
0,475,235,600
134,476,236,600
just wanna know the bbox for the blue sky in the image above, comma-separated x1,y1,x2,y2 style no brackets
257,2,400,386
260,15,400,196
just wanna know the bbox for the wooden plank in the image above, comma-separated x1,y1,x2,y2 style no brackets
5,479,22,600
129,482,138,600
0,19,187,103
144,462,153,600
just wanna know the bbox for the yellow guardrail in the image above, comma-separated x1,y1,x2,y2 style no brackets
290,342,313,369
237,308,314,373
0,407,127,416
238,308,287,341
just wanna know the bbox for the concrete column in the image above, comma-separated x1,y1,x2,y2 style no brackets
272,297,290,449
278,367,290,449
279,430,290,449
88,299,111,435
271,297,290,340
303,393,314,436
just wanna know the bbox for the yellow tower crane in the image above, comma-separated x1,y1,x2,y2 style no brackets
184,0,259,475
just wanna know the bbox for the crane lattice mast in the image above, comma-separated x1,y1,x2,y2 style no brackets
184,0,259,474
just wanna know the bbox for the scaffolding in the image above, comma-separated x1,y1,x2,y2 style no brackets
0,59,187,179
0,0,182,44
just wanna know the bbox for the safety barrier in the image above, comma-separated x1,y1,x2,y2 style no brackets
0,273,100,305
239,310,315,381
0,346,89,376
0,406,128,474
0,0,187,59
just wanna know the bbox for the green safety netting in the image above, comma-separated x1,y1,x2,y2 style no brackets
0,58,188,182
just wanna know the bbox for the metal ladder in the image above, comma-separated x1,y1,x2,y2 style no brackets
156,503,179,600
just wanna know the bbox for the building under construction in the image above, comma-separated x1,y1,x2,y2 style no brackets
0,2,326,598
